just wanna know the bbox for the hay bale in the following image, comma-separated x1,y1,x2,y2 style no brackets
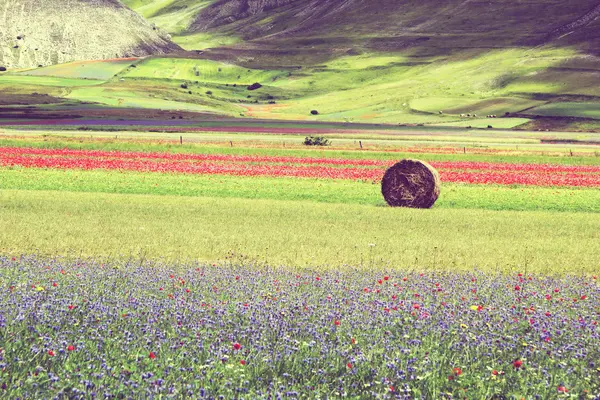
381,159,440,208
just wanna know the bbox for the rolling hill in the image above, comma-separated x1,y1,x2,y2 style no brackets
0,0,181,69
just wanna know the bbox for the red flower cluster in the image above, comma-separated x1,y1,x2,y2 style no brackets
2,146,600,187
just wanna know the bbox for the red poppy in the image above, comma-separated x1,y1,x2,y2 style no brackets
347,363,353,369
557,385,568,393
240,360,246,365
52,282,58,287
334,320,341,326
67,345,75,351
233,343,242,351
580,295,587,300
149,352,156,359
492,370,498,376
351,338,356,344
48,350,55,357
453,367,462,376
68,305,75,310
514,285,521,291
513,360,523,369
383,276,389,281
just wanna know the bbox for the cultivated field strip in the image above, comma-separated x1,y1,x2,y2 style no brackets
2,146,600,187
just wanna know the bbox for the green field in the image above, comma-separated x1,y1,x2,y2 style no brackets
0,74,104,87
526,102,600,119
20,59,136,80
2,188,599,273
2,167,600,213
1,133,600,273
4,46,600,126
124,58,285,84
3,134,600,164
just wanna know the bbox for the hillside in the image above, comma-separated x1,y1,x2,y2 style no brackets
124,0,600,56
2,0,600,129
0,0,181,69
193,0,600,44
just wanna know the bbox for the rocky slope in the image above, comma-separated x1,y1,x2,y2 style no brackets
0,0,181,69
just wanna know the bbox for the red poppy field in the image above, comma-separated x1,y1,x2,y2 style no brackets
3,145,600,187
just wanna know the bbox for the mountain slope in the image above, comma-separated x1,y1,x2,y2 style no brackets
0,0,181,69
122,0,600,67
191,0,600,48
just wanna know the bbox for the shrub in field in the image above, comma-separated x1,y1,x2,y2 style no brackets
247,82,262,91
311,110,319,115
381,159,440,208
303,136,330,146
0,66,6,72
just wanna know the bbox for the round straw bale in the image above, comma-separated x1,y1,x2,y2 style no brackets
381,159,440,208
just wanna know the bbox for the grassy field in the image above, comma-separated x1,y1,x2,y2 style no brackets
3,134,600,165
3,46,600,126
2,189,600,273
124,58,286,84
2,168,600,213
1,134,600,272
0,75,104,87
526,102,600,119
20,59,136,80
